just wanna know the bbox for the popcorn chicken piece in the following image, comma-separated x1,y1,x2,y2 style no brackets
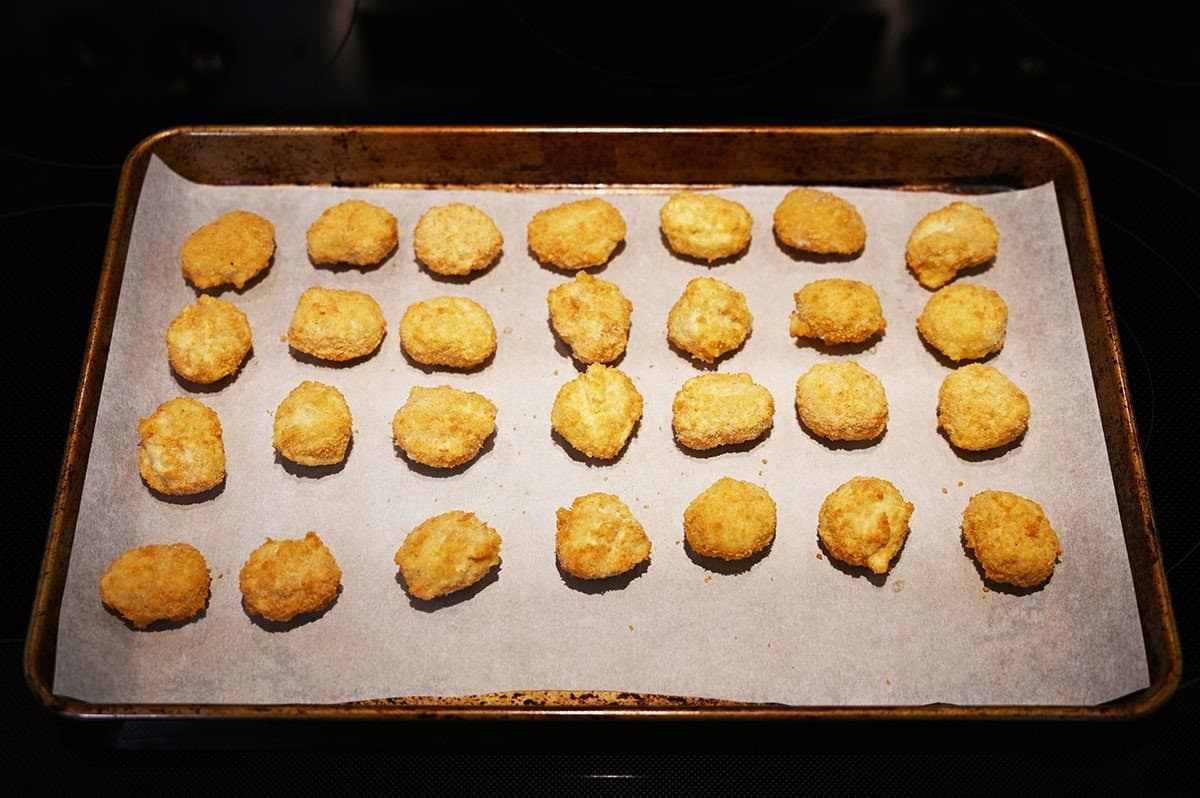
555,493,651,580
165,295,252,384
961,490,1061,588
137,397,225,496
795,361,888,442
100,543,210,629
180,210,275,290
413,203,503,276
240,531,342,623
395,511,502,600
818,476,913,574
773,188,866,255
659,192,752,261
906,201,999,289
937,364,1030,451
527,198,626,269
550,364,644,460
683,477,777,561
547,271,633,365
306,199,398,267
667,276,753,364
287,286,386,362
916,283,1008,362
392,385,497,468
273,381,353,467
399,296,497,369
672,373,774,450
789,278,886,345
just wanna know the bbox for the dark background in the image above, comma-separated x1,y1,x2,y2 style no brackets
3,0,1197,791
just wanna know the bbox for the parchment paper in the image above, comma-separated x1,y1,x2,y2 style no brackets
53,156,1149,705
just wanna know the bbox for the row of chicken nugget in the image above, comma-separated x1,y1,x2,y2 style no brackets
179,189,996,292
100,479,1061,631
138,358,1030,498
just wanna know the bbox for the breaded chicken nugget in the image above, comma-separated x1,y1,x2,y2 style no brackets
773,188,866,255
818,476,913,575
273,381,353,467
789,278,886,345
413,203,504,276
180,210,275,291
795,361,888,442
667,277,753,364
306,199,398,267
287,286,386,362
527,198,626,269
555,493,652,579
916,283,1008,362
962,490,1061,588
659,192,753,261
399,296,497,369
392,385,497,468
165,295,252,384
938,364,1030,451
137,397,225,495
99,543,210,629
395,511,502,600
906,201,999,289
547,272,633,364
684,477,777,561
672,373,774,450
550,364,643,460
240,531,342,623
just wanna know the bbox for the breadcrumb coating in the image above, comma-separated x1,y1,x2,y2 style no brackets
818,476,913,574
667,277,753,363
916,283,1008,362
399,296,497,369
550,364,644,460
795,361,888,442
962,490,1061,588
137,397,225,495
659,192,752,261
306,199,398,267
527,198,626,269
180,210,275,290
906,202,999,289
672,373,774,450
287,286,386,362
239,531,342,623
413,203,503,276
547,271,633,364
773,188,866,255
392,385,497,468
937,364,1030,451
683,478,777,561
165,295,252,384
273,381,353,467
555,493,651,580
395,511,502,600
100,543,210,629
789,279,886,345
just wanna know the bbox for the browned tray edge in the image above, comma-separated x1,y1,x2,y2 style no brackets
25,125,1180,721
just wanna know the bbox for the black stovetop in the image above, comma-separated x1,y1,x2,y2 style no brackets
4,1,1198,790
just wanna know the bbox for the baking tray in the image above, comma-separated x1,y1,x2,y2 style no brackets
25,126,1180,720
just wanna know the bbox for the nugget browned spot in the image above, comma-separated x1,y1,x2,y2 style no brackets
659,192,753,261
684,477,777,561
399,296,497,369
273,381,353,466
392,385,497,468
906,201,999,289
100,543,210,629
547,271,633,364
306,199,398,267
166,295,253,384
240,531,342,623
180,210,275,290
818,476,913,574
414,203,504,276
916,283,1008,362
962,490,1060,588
137,397,225,496
395,511,502,600
672,373,774,450
287,286,386,362
527,198,626,269
795,361,888,442
937,364,1029,451
773,188,866,255
556,493,651,580
789,279,886,345
551,364,644,460
667,277,753,363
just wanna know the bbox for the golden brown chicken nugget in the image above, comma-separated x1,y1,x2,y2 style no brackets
906,201,999,289
937,364,1030,451
306,199,398,267
287,286,386,362
165,295,252,384
962,490,1061,588
137,397,225,495
667,276,753,364
789,279,886,345
684,477,777,561
180,210,276,291
550,364,643,460
273,381,353,467
556,493,651,580
240,531,342,623
395,511,502,600
795,361,888,442
527,198,626,270
392,385,497,468
773,188,866,255
399,296,497,369
99,543,210,629
546,272,633,365
672,373,774,450
659,192,753,261
916,283,1008,362
818,476,913,575
413,203,504,276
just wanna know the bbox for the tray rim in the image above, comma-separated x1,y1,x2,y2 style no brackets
25,125,1181,721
